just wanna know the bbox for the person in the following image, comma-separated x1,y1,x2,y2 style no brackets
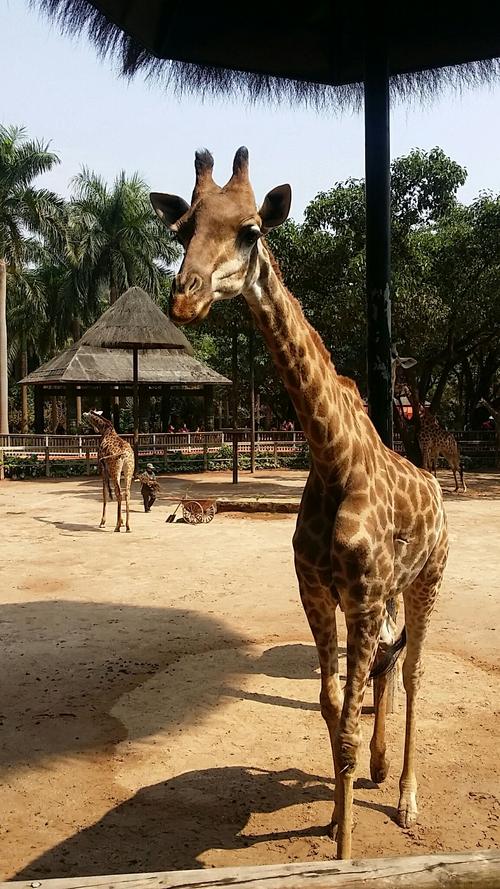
178,422,189,433
166,422,175,433
139,463,160,512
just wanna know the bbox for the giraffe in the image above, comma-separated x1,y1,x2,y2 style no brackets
477,398,500,467
83,410,134,532
150,148,449,859
417,405,466,493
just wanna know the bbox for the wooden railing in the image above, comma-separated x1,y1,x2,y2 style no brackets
0,429,497,478
1,850,499,889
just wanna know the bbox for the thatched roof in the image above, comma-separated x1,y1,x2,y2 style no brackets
79,286,193,352
21,343,231,388
32,1,500,108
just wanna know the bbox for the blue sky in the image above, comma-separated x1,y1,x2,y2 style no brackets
2,0,500,221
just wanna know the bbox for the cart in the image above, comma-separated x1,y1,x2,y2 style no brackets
166,495,217,524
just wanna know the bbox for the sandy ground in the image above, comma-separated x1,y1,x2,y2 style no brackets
0,470,499,879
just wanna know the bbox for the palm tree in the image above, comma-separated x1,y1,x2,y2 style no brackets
0,125,62,433
69,168,179,305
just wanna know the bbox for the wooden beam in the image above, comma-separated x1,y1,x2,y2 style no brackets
3,852,499,889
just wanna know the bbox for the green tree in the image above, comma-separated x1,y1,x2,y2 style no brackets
69,168,180,306
0,125,62,433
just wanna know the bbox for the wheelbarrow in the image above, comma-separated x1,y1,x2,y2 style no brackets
165,495,217,524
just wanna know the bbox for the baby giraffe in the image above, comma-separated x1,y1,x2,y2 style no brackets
151,148,448,859
83,410,134,532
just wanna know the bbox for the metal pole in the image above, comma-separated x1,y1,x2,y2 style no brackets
249,323,256,474
133,347,139,472
365,36,398,713
364,44,392,449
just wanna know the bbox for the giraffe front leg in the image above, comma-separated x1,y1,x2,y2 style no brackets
369,605,398,783
297,570,343,840
398,560,443,828
335,603,384,859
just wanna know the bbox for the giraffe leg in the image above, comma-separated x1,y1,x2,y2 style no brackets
113,458,125,531
335,604,384,859
370,605,398,783
397,545,445,828
297,571,343,839
100,474,107,528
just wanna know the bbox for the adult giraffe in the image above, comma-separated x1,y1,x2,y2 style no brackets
151,148,448,859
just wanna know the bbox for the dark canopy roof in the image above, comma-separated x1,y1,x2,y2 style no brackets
21,343,231,388
80,286,193,352
34,1,500,106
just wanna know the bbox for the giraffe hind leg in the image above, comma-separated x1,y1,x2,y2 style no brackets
114,458,124,532
397,532,447,828
100,468,108,528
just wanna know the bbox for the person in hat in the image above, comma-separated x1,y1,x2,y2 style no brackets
139,463,160,512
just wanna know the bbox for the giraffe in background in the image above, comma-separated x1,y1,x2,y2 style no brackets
478,398,500,467
83,410,134,532
418,406,466,492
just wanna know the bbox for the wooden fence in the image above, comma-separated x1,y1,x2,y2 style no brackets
2,851,499,889
0,429,496,478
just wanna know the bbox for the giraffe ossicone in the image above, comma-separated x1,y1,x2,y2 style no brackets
151,148,449,860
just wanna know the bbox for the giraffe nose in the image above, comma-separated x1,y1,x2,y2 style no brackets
174,273,203,296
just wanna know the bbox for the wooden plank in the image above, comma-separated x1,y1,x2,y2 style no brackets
4,852,500,889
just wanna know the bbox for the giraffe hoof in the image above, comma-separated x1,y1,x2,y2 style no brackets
126,528,131,533
327,819,338,841
114,527,121,533
370,760,390,784
397,794,418,828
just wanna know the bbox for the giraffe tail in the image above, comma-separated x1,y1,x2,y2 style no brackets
369,626,407,679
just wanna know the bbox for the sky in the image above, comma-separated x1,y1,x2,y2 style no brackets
2,0,500,222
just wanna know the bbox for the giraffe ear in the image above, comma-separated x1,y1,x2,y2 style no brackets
258,185,291,233
150,193,190,230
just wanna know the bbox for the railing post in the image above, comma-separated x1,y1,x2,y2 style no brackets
45,446,50,477
85,447,90,476
163,446,168,470
203,434,208,472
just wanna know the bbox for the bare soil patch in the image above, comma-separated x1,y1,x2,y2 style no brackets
0,472,498,878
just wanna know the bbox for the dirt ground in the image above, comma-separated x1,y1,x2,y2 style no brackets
0,469,499,879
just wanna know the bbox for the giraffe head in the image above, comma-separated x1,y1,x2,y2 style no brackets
83,410,113,434
150,147,291,324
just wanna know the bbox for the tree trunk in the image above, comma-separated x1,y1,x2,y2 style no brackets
0,258,9,434
429,361,453,413
21,341,29,433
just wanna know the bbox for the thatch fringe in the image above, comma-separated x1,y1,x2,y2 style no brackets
31,0,500,110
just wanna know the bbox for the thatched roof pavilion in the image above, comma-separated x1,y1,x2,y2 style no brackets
21,287,230,433
32,0,500,446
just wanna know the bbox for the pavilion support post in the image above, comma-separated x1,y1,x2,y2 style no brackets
133,347,139,472
203,385,214,431
365,40,397,714
76,390,82,428
66,386,77,434
139,384,149,433
161,387,171,431
34,386,44,433
102,387,112,421
50,395,58,432
112,389,120,431
364,44,392,449
249,323,256,474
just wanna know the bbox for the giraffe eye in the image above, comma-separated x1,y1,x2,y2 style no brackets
239,224,261,246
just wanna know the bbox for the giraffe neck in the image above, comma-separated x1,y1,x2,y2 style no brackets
243,242,381,481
